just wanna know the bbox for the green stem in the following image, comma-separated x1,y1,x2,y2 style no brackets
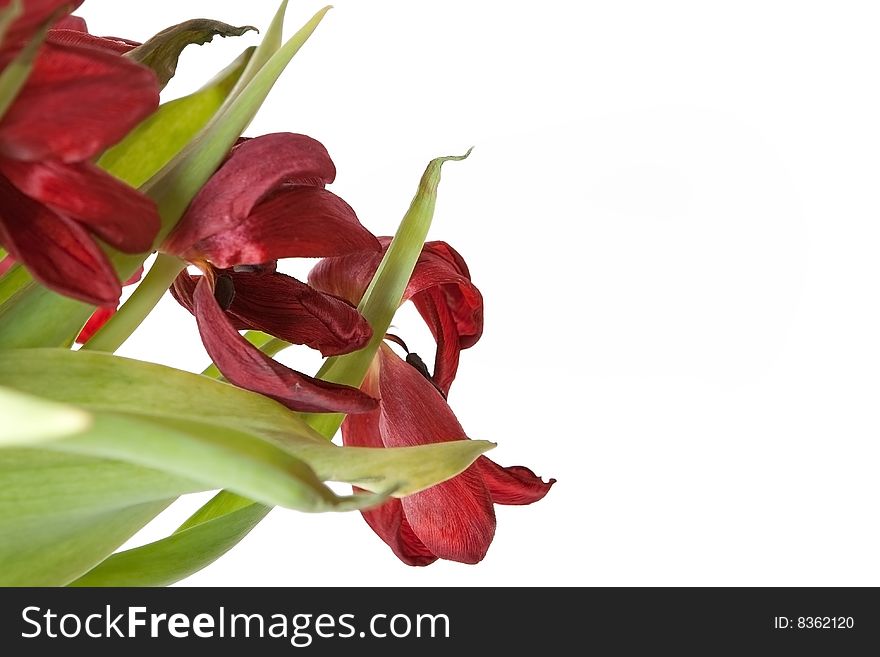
82,253,185,353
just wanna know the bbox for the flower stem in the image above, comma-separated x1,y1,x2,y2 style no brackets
82,253,185,353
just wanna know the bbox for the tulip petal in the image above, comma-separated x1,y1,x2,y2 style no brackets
475,457,556,505
46,28,136,54
192,276,377,414
359,496,439,567
308,248,383,309
164,133,337,254
225,270,372,357
0,159,159,252
174,269,372,356
190,186,379,268
0,41,158,162
52,15,87,32
0,174,120,305
75,305,114,345
376,345,495,563
399,471,495,564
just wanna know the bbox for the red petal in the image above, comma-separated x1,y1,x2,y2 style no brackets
51,15,87,32
308,248,383,308
75,305,115,344
46,28,136,54
359,497,440,567
399,471,495,564
74,265,144,344
225,270,372,357
164,133,338,255
188,186,379,268
0,174,119,305
173,270,372,356
376,345,496,563
0,41,158,162
475,457,556,505
192,276,377,414
0,159,159,253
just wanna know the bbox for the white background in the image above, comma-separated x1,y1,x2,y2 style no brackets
81,0,880,586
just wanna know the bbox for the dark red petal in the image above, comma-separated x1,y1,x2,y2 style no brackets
359,497,440,567
189,186,379,268
46,28,136,54
225,270,372,357
0,159,159,253
0,1,83,58
192,276,377,414
75,262,145,342
475,457,556,505
75,305,115,344
412,289,462,396
376,345,495,564
399,471,495,564
0,174,119,305
51,15,87,32
164,133,338,254
0,41,158,162
308,248,383,307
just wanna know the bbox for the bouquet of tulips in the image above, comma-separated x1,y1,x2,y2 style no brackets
0,0,553,586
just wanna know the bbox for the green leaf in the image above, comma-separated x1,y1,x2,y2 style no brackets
0,386,91,447
0,348,321,442
0,348,493,498
0,448,189,586
98,47,254,189
128,19,256,90
69,500,269,587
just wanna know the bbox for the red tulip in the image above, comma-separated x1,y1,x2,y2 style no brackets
163,133,382,414
0,13,160,305
310,241,554,565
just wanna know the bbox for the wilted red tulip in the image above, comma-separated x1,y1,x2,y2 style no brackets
164,133,381,414
309,240,555,565
0,6,159,305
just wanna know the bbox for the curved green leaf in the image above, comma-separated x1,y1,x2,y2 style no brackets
69,501,269,587
0,448,190,586
99,47,254,188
